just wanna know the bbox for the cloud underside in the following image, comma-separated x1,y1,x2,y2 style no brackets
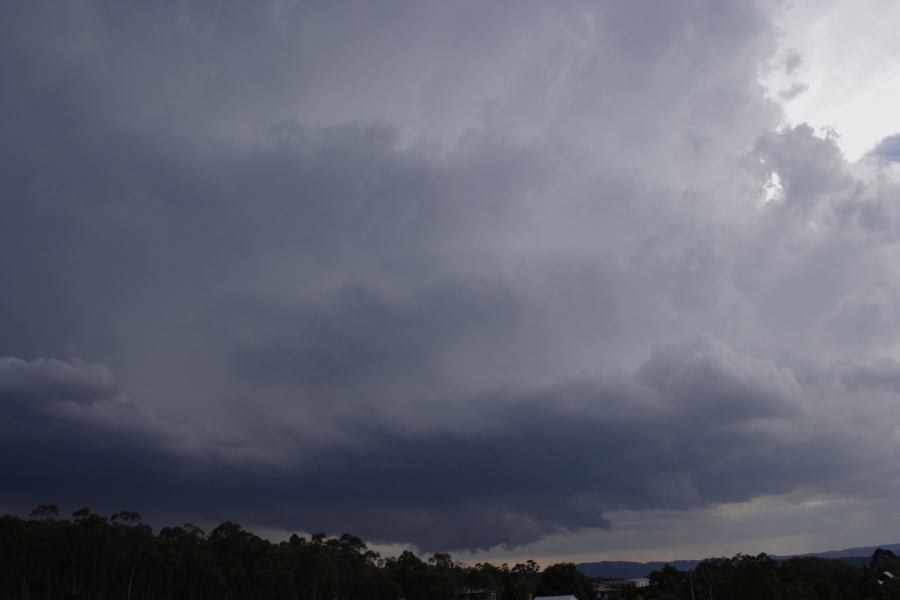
2,0,900,551
1,334,896,551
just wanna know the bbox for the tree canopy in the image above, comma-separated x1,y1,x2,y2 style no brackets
3,506,898,600
0,507,554,600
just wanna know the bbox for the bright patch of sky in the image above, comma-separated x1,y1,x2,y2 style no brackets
762,0,900,161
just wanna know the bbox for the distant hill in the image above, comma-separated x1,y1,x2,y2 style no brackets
801,543,900,560
576,543,900,579
577,560,701,579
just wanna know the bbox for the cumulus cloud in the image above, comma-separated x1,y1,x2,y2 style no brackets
2,0,900,554
868,134,900,163
0,356,207,460
0,357,116,407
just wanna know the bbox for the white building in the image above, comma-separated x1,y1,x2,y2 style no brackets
534,595,578,600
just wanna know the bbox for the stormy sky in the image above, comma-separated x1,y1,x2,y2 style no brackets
3,0,900,563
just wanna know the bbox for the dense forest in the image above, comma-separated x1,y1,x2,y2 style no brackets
0,505,591,600
647,550,900,600
3,505,900,600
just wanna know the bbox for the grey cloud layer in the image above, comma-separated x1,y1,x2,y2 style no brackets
2,0,900,551
0,338,870,550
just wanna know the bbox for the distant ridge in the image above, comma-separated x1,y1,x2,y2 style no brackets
801,543,900,560
576,543,900,579
577,560,700,579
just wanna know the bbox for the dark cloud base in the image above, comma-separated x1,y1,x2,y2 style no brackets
0,338,865,551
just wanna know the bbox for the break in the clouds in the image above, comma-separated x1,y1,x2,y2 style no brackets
2,1,900,556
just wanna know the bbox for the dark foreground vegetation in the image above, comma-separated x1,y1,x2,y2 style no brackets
1,505,589,600
647,550,900,600
3,505,900,600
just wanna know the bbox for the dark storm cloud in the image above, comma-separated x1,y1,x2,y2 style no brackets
0,337,872,550
842,359,900,393
3,0,900,553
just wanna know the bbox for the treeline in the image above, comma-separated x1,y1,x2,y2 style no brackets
8,504,900,600
647,550,900,600
0,505,592,600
